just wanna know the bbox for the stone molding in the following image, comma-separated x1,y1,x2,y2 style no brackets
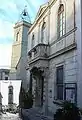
50,27,77,46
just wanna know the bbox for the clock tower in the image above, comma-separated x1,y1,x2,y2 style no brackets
10,7,31,88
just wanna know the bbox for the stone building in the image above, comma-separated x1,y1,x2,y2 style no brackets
26,0,82,116
0,69,10,80
8,83,13,111
0,92,3,112
9,7,31,89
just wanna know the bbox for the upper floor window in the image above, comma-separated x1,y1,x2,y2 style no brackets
31,34,35,48
16,32,19,41
41,22,46,43
58,4,65,38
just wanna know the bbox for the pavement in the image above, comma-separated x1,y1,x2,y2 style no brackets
0,112,21,120
22,108,54,120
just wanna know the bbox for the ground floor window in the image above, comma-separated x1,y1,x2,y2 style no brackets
56,65,64,100
56,65,77,103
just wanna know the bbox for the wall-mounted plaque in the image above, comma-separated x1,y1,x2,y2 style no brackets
64,83,77,104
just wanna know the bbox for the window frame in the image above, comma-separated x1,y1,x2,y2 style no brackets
56,65,64,100
16,32,19,41
57,4,65,38
31,34,35,48
41,22,46,43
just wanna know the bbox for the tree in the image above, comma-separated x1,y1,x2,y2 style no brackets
54,101,81,120
19,82,33,109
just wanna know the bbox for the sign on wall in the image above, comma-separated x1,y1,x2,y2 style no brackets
64,83,77,104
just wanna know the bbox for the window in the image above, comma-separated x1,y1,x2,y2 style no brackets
16,32,19,41
31,34,34,48
9,88,13,94
5,71,9,75
58,4,65,38
56,65,64,100
41,22,46,43
5,77,8,80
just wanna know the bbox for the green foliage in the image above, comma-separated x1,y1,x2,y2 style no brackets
54,101,81,120
19,82,33,109
22,90,33,109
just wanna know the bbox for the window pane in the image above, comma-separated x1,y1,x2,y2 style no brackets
56,66,63,100
63,22,65,28
60,31,62,37
16,32,19,41
63,29,65,35
32,35,34,48
58,5,65,38
60,25,62,31
60,13,62,20
56,66,63,84
57,85,63,100
62,12,65,18
59,19,62,26
41,24,45,43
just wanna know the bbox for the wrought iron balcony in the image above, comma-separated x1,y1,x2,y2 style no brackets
28,43,49,63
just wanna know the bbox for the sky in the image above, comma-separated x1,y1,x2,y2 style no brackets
0,80,21,105
0,0,48,69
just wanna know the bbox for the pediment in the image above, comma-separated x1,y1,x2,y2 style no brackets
35,3,48,19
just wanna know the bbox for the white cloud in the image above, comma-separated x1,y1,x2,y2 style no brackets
0,20,14,39
0,0,48,68
0,44,12,68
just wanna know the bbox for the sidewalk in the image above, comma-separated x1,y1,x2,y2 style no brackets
22,108,54,120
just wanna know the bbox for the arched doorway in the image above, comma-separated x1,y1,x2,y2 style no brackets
29,67,44,107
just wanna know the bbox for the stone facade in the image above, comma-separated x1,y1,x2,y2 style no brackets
26,0,82,116
0,69,10,80
9,8,32,90
9,21,31,90
0,92,3,112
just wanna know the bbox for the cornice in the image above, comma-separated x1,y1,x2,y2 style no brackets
49,43,77,60
28,57,48,65
14,21,32,29
27,43,76,65
50,27,77,46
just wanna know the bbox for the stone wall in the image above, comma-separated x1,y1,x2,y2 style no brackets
47,49,78,113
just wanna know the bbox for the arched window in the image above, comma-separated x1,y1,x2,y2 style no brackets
58,4,65,38
31,34,35,48
16,32,19,41
41,22,46,43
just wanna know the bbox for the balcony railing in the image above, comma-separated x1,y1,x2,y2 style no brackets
28,43,49,63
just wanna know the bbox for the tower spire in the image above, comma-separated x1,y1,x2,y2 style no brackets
19,6,31,23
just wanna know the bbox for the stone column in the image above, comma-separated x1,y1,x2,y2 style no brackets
42,67,49,115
